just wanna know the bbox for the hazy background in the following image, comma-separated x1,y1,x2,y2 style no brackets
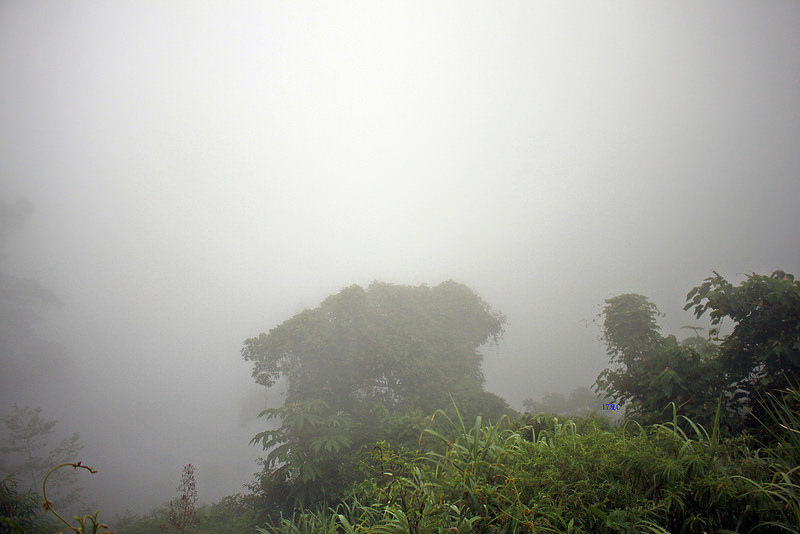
2,0,798,516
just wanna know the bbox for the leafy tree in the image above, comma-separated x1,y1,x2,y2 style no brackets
594,294,722,426
596,270,800,432
249,399,357,508
685,270,800,417
244,281,505,414
242,280,509,515
0,405,84,510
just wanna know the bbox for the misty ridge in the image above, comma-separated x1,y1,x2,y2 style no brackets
2,1,799,532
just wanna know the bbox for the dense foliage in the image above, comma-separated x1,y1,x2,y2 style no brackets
243,281,506,415
5,270,800,533
595,270,800,432
0,475,57,533
242,281,510,516
257,388,800,533
594,294,722,426
252,270,800,533
686,270,800,420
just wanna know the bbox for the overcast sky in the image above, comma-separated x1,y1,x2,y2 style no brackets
2,0,799,516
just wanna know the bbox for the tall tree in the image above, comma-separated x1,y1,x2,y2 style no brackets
685,270,800,416
242,280,508,513
594,294,721,425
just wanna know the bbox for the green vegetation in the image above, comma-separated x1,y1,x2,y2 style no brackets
686,270,800,423
595,270,800,434
256,389,800,533
0,474,57,533
40,463,114,534
241,271,799,532
594,293,723,427
0,462,113,534
2,271,799,532
242,281,511,517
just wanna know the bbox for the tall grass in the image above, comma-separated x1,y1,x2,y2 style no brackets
256,390,800,533
732,386,800,533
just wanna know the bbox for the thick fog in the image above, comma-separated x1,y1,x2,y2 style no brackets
2,0,798,516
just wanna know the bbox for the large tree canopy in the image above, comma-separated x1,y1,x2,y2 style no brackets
242,280,506,415
241,280,509,514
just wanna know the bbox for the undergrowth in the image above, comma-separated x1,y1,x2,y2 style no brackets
257,388,800,534
3,390,798,533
